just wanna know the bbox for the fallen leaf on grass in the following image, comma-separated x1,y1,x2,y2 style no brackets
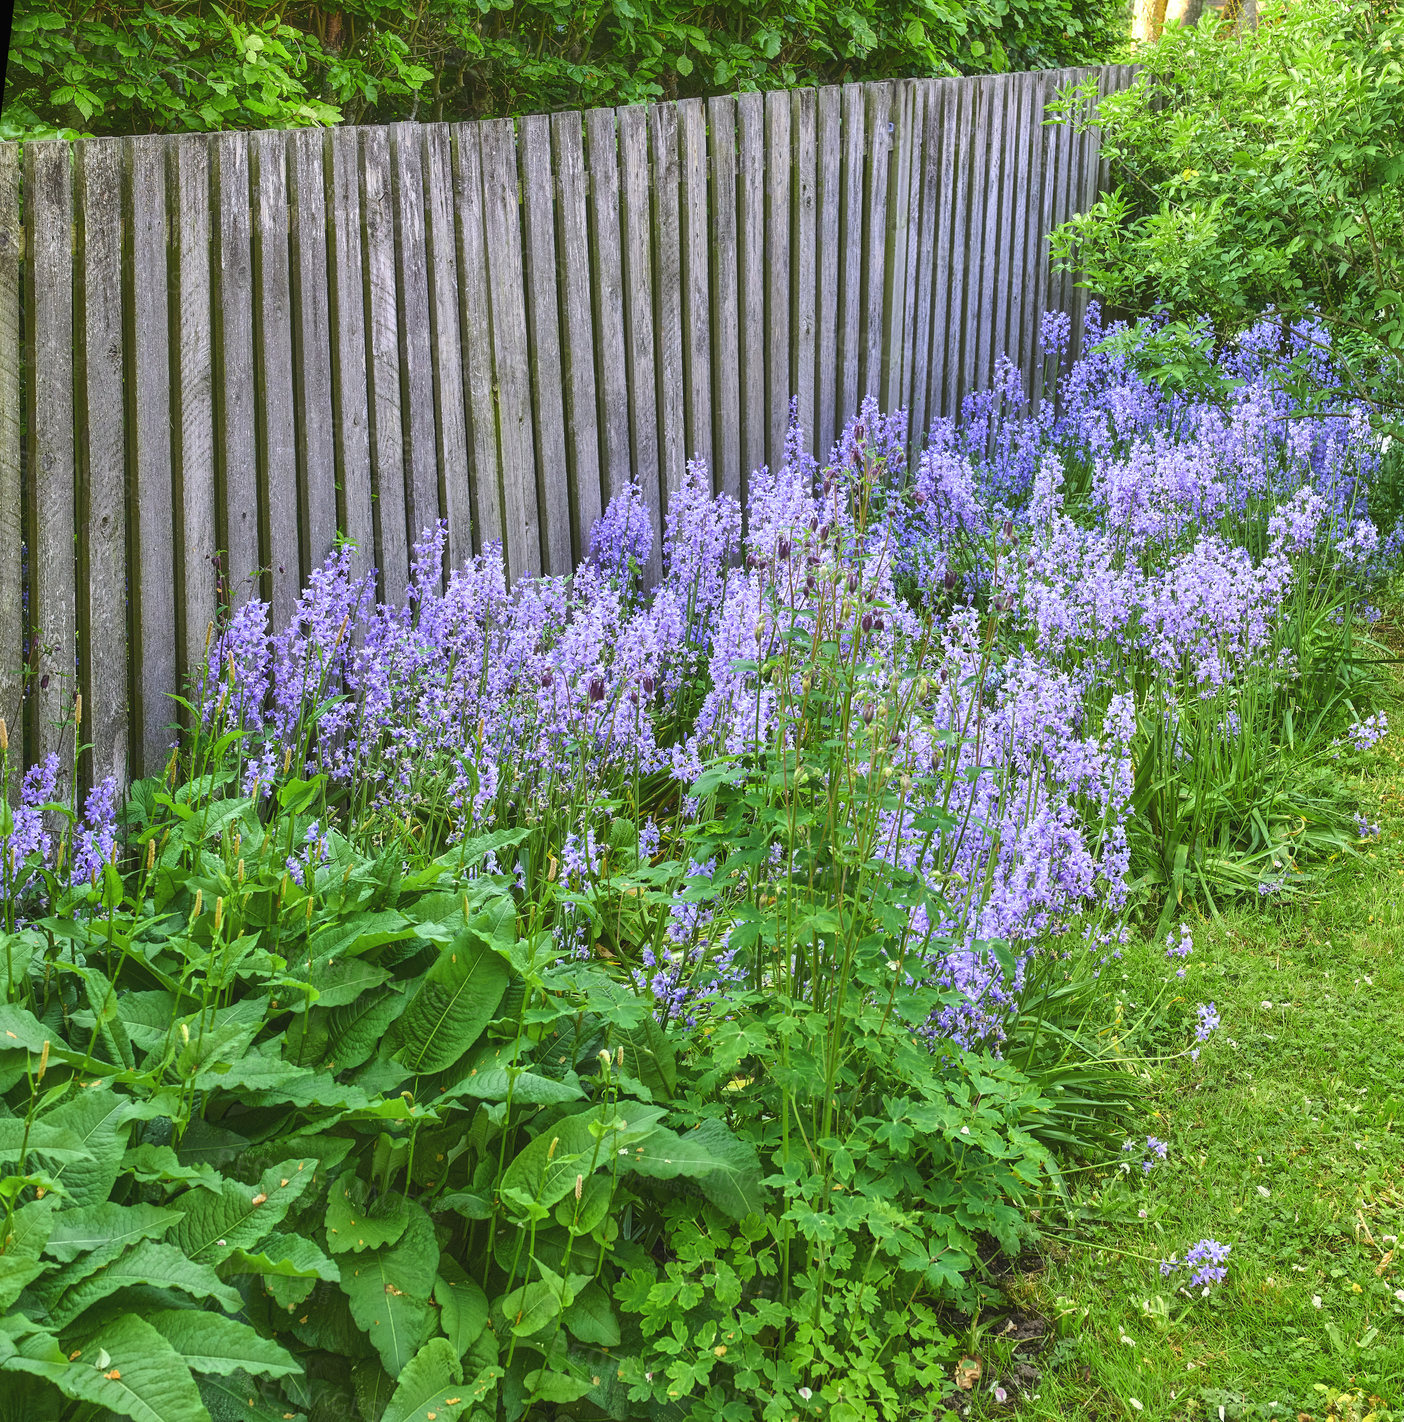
954,1356,982,1390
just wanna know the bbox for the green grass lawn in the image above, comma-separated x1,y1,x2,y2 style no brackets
969,715,1404,1419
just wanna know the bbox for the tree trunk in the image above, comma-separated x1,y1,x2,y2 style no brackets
1132,0,1172,41
1164,0,1206,26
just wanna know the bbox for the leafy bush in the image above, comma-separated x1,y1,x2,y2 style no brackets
1,312,1397,1418
3,0,1127,140
1049,0,1404,415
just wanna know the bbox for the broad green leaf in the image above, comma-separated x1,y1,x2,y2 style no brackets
2,1195,58,1258
122,1145,225,1194
337,1203,438,1377
523,1368,594,1403
146,1309,300,1380
561,1281,620,1347
44,1202,184,1262
387,926,510,1076
47,1238,242,1330
435,1064,583,1107
500,1265,586,1338
434,1260,488,1356
497,1130,585,1217
170,1158,319,1265
325,1177,409,1254
326,989,407,1072
615,1015,677,1098
196,1370,303,1422
353,1356,395,1422
0,1253,44,1310
40,1086,152,1207
219,1231,339,1283
380,1337,469,1422
11,1311,209,1422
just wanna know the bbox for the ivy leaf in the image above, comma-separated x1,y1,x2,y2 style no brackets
146,1309,300,1379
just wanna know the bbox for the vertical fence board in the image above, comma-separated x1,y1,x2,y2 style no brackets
1001,74,1032,387
361,127,409,600
1015,71,1046,402
814,87,841,461
706,95,741,504
650,104,686,513
990,78,1020,381
451,124,504,556
908,81,942,448
618,107,661,582
551,111,603,562
791,87,817,457
518,114,571,576
1029,73,1060,410
679,99,712,477
883,81,915,416
252,131,301,629
940,78,973,418
974,78,1007,393
861,83,892,403
390,125,439,564
764,89,791,470
423,125,472,568
584,109,631,509
327,127,375,587
76,140,128,788
127,138,176,774
481,118,541,585
27,142,77,775
957,81,990,410
735,92,765,490
213,134,260,608
288,130,338,585
0,145,21,753
837,84,865,432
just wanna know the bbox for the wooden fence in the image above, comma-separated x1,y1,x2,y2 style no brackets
0,63,1136,789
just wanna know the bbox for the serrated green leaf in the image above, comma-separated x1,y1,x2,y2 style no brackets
146,1309,300,1379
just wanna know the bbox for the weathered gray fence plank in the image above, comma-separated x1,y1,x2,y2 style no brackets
791,87,818,456
678,99,712,477
975,78,1007,393
940,76,973,418
361,126,409,599
650,103,686,514
289,130,338,585
128,138,177,775
213,133,260,607
886,80,918,417
518,113,571,576
837,84,865,431
584,109,631,509
326,127,375,587
861,83,892,403
450,123,504,556
735,91,766,490
1015,71,1047,402
0,144,21,757
706,95,742,504
76,139,127,788
957,80,990,411
27,141,77,777
252,130,302,629
481,118,541,585
764,89,791,469
551,111,603,562
815,86,841,460
617,106,662,583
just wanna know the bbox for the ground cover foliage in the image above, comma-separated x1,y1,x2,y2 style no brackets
1,306,1401,1421
1,0,1124,141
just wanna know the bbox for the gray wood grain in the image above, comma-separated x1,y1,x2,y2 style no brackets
127,137,177,774
0,144,21,764
27,141,77,777
481,117,541,584
990,78,1020,384
252,130,301,629
678,99,712,477
518,113,571,577
649,103,685,519
550,111,603,563
899,82,928,428
584,108,631,508
360,125,409,600
885,80,916,417
735,91,765,497
76,138,128,788
814,86,841,461
975,77,1006,395
326,126,375,588
908,81,943,448
940,78,973,419
390,124,439,572
861,83,892,403
1029,72,1061,412
617,106,661,583
791,87,817,459
1015,71,1047,403
764,88,791,470
450,123,504,557
423,124,471,568
288,130,338,584
957,79,989,411
706,95,741,503
837,84,865,434
213,133,260,609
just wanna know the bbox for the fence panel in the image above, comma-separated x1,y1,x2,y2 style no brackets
0,65,1136,782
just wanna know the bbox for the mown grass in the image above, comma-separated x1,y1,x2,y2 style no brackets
965,655,1404,1421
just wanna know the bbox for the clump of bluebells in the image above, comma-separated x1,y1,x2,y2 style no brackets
1161,1238,1233,1292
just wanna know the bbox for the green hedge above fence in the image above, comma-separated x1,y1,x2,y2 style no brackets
4,0,1126,139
